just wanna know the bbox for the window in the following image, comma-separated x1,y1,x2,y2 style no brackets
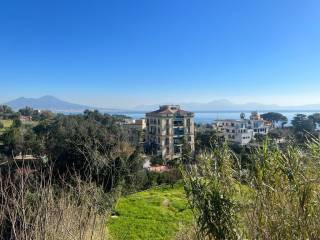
173,119,184,127
173,137,183,144
174,128,184,135
174,146,181,154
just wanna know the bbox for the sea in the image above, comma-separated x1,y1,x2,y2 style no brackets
109,111,320,125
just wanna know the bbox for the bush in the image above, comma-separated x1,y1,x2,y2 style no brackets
150,156,164,166
182,144,239,240
0,165,115,240
182,139,320,239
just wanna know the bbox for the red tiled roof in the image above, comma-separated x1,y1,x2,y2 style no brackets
146,105,193,117
148,165,169,172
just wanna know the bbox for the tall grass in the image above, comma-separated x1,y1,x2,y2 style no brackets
0,164,114,240
246,138,320,239
182,138,320,239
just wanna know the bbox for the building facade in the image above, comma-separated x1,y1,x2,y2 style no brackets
145,105,195,161
215,112,271,145
123,118,146,147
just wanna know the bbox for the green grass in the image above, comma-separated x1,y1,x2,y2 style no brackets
108,184,193,240
22,120,39,127
0,119,13,129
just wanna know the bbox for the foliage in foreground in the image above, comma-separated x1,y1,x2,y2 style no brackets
0,166,115,240
182,138,320,239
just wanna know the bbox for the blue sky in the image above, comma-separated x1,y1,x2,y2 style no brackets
0,0,320,108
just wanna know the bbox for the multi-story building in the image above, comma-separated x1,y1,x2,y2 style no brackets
123,118,146,147
215,112,271,145
145,105,195,162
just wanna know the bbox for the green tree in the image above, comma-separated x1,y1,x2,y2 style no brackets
292,114,315,133
254,133,267,143
0,105,13,114
0,105,15,120
261,112,288,127
19,106,34,116
44,113,137,190
308,113,320,128
12,119,22,128
195,129,218,152
39,110,54,121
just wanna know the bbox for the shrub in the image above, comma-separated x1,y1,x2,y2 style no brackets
0,165,115,240
182,144,240,239
182,139,320,239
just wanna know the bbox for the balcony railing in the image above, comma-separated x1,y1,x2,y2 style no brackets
173,129,184,135
173,120,184,127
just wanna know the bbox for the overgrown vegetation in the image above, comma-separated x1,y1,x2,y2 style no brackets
0,108,145,240
0,165,114,240
2,105,320,239
182,138,320,239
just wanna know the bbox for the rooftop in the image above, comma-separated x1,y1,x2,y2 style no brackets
146,105,194,117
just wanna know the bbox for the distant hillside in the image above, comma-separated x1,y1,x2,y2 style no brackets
134,99,320,112
4,96,118,113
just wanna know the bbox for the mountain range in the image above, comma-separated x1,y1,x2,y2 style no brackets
3,96,118,113
134,99,320,112
2,96,320,112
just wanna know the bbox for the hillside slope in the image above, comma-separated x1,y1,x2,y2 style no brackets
108,184,192,240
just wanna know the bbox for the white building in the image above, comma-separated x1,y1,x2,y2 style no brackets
215,112,271,145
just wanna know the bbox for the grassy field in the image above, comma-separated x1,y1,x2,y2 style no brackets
108,184,193,240
0,119,13,129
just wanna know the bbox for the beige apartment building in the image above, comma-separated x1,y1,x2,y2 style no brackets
123,118,146,147
145,105,195,162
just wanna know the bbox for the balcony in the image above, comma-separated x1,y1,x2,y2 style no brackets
173,120,184,127
173,128,184,136
173,137,184,145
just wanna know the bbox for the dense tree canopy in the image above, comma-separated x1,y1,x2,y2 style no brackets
0,105,18,120
308,113,320,127
0,105,13,114
292,114,315,133
19,106,34,116
261,112,288,127
195,129,218,152
0,109,143,190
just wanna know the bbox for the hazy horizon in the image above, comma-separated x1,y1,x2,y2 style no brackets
2,95,320,111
